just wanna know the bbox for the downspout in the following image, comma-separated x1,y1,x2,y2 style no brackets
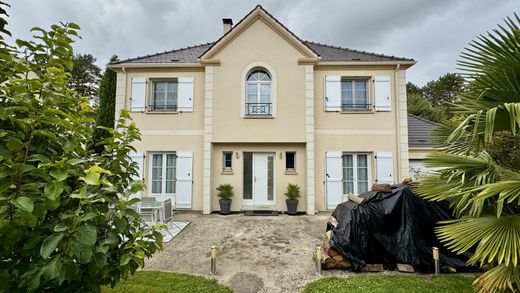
122,66,127,111
394,64,401,182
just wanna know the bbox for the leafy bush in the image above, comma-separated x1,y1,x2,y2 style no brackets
216,184,234,200
284,184,300,200
0,7,162,292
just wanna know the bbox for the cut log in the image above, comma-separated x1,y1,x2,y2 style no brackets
328,216,340,229
361,264,384,272
338,259,352,268
396,263,415,273
325,230,332,241
371,183,392,192
402,178,413,185
327,248,339,258
347,194,365,205
333,254,344,262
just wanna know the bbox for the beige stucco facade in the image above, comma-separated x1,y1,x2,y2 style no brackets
110,6,415,214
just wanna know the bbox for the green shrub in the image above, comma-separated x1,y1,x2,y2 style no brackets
216,184,234,200
284,184,300,200
0,8,162,292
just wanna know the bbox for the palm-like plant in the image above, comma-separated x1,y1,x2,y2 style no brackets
415,14,520,292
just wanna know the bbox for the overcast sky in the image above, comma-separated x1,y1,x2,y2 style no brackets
6,0,518,85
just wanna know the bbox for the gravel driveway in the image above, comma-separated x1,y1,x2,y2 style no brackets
144,211,353,293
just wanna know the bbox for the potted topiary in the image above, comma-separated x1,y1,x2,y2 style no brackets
285,183,300,215
216,184,234,215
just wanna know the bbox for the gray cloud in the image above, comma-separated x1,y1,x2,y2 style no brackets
6,0,518,85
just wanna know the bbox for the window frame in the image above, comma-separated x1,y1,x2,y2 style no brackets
148,152,177,198
149,79,178,112
245,69,272,116
222,151,233,172
285,151,296,172
342,153,372,195
341,78,371,112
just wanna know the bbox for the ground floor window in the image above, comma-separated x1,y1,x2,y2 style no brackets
223,151,233,171
343,153,370,195
150,153,176,196
285,151,296,171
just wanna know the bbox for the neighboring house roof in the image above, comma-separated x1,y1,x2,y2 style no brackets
407,114,438,148
111,5,414,65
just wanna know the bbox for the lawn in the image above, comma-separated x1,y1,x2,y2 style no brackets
101,271,231,293
303,275,475,293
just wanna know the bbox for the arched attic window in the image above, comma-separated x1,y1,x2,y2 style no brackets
246,69,272,116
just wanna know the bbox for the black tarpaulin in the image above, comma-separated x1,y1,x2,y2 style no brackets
328,184,470,272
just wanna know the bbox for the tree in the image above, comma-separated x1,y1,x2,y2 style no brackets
406,81,422,96
416,14,520,293
0,6,162,292
422,73,465,108
94,55,118,145
407,92,447,123
69,53,102,106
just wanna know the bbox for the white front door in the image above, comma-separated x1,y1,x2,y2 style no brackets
253,153,274,206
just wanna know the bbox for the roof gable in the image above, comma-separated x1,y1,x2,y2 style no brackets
200,5,319,61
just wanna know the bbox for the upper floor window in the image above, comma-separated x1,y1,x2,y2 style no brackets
150,80,178,112
341,79,369,111
246,69,272,116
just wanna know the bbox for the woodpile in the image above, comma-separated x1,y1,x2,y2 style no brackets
320,230,352,269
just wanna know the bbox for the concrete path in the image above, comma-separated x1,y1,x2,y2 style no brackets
144,211,354,293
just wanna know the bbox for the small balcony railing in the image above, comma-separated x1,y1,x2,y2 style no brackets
341,103,372,111
148,104,178,112
246,103,272,116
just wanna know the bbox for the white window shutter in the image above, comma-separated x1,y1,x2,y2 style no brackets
175,152,193,208
376,152,394,184
178,77,194,112
324,75,341,112
325,152,343,209
374,75,391,111
131,77,146,112
129,152,144,199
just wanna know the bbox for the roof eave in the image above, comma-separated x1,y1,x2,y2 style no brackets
316,60,416,67
107,62,203,69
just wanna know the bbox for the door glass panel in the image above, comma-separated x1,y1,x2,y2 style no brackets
247,84,257,104
165,154,175,194
342,155,354,194
260,84,271,103
267,156,273,201
243,153,253,200
152,154,163,193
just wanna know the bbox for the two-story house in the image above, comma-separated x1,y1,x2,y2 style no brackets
108,5,416,215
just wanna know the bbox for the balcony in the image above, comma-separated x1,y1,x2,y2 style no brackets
245,103,272,116
148,104,178,112
341,103,372,112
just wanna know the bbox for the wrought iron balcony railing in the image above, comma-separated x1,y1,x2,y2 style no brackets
148,104,178,112
245,103,272,116
341,103,372,111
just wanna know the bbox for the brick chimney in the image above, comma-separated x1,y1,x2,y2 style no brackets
222,18,233,34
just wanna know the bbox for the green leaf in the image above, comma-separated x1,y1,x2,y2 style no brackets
50,169,67,182
42,256,61,280
120,254,130,266
66,158,83,165
13,197,33,213
74,225,97,246
77,212,98,223
54,223,68,232
83,172,100,185
40,233,64,259
44,181,63,201
94,252,107,268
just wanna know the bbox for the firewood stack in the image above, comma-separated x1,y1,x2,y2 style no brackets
320,229,352,269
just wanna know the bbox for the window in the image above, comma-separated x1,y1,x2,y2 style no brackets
341,79,369,111
343,153,370,195
223,152,233,171
246,69,272,116
285,152,296,171
150,80,178,111
150,153,176,195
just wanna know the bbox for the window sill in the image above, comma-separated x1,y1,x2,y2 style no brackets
340,110,374,114
221,170,234,175
243,115,274,119
146,111,179,114
284,170,298,175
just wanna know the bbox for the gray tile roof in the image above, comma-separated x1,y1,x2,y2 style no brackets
113,40,414,64
407,114,438,148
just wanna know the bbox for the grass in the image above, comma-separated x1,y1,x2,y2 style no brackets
101,271,231,293
302,275,475,293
